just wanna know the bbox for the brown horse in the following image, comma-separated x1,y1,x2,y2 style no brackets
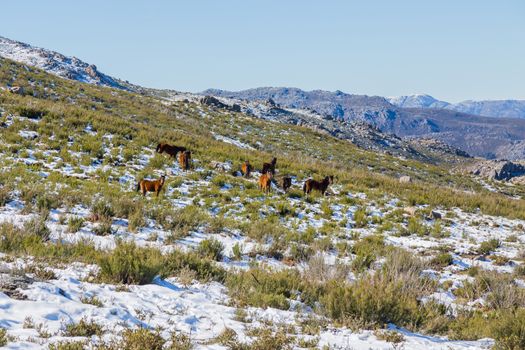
262,157,277,176
259,171,273,194
156,143,186,158
178,150,191,170
282,176,292,192
137,175,166,197
303,176,333,195
241,160,252,178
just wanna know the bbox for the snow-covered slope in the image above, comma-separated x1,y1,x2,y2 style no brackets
0,36,129,90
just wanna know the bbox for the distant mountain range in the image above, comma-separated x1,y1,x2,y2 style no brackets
2,35,525,160
387,94,525,119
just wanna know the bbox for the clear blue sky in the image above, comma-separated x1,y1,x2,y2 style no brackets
1,0,523,102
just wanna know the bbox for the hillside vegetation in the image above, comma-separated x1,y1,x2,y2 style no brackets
0,57,525,349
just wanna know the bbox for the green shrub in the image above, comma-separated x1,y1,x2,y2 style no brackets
353,208,368,228
407,217,429,236
93,218,115,236
0,328,6,347
97,241,163,284
232,242,242,260
48,341,86,350
162,250,226,283
478,238,500,255
153,205,205,238
67,216,84,233
431,253,453,268
91,200,114,221
351,235,384,271
24,215,50,241
128,209,146,233
197,238,224,261
119,328,165,350
0,186,11,206
169,331,193,350
226,268,304,310
63,318,103,337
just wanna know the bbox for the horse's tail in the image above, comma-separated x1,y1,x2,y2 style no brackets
136,181,141,192
303,181,307,193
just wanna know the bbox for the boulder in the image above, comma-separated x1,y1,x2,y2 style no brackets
430,210,442,220
200,95,229,109
404,206,417,216
85,64,99,79
8,86,23,94
231,104,241,112
399,175,412,183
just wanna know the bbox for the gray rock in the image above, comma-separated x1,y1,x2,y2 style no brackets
466,160,525,181
399,175,412,183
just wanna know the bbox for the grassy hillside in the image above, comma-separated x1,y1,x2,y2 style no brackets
0,57,525,349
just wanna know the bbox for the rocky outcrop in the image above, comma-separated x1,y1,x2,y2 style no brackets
466,160,525,181
200,96,243,113
0,273,33,300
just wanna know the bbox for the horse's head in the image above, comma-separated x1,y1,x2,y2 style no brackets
160,174,166,184
271,157,277,165
328,175,334,184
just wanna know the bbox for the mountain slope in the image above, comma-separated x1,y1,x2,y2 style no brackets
205,88,525,159
1,54,525,350
0,36,132,90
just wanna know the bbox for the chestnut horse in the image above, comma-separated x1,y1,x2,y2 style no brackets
241,160,252,178
178,150,191,170
262,157,277,176
259,171,273,194
303,176,333,195
156,143,186,158
137,175,166,197
282,176,292,192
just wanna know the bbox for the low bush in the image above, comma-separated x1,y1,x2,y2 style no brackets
118,328,165,350
63,318,103,337
162,250,226,283
97,241,163,285
24,215,50,241
197,238,224,261
91,200,114,221
478,238,500,255
67,216,84,233
431,253,453,268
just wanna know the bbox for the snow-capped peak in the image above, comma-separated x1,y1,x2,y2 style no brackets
386,94,450,109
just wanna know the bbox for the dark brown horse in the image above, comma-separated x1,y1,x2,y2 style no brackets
303,176,333,195
262,157,277,176
137,175,166,197
259,171,273,194
241,160,252,178
156,143,186,158
178,150,191,170
282,176,292,192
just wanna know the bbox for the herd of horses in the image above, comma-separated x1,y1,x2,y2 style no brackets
137,143,333,197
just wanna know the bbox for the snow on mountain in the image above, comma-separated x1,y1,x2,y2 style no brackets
388,94,525,119
387,94,450,109
0,36,129,90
